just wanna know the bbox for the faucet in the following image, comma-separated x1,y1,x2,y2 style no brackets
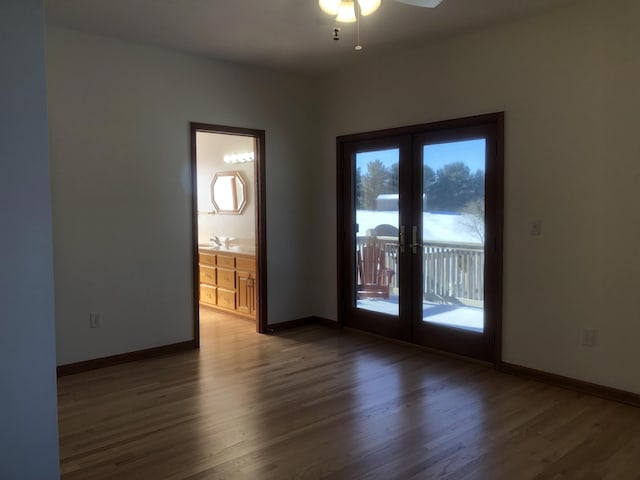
210,236,222,247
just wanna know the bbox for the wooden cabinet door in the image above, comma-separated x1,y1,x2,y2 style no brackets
199,265,216,286
200,284,217,306
217,267,235,289
248,274,257,316
236,270,254,315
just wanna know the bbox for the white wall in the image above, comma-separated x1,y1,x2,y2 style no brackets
0,1,60,478
47,27,319,365
316,0,640,394
46,0,640,395
196,132,256,247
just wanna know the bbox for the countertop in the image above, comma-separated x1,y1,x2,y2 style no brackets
198,244,256,256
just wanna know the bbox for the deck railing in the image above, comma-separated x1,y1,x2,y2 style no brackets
356,236,485,303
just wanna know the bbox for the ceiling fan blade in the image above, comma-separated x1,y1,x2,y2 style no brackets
392,0,444,7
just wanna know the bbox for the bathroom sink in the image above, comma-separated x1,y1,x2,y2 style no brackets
198,244,255,254
198,244,220,250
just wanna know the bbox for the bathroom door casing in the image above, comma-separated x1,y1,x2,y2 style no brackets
190,123,268,343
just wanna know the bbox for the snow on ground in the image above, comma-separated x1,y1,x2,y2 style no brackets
356,210,483,244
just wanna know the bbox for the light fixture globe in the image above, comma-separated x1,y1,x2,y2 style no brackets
319,0,341,15
357,0,381,16
336,1,357,23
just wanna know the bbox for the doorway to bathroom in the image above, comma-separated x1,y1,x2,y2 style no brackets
190,123,267,344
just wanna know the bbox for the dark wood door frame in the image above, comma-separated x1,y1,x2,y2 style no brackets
339,136,413,341
336,112,504,365
190,123,268,345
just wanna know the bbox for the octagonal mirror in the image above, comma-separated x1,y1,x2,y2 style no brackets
211,171,247,214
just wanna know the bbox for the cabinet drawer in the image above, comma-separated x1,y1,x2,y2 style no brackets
199,265,216,285
199,252,216,266
217,267,235,289
217,289,235,310
199,284,217,305
216,255,235,268
236,257,256,272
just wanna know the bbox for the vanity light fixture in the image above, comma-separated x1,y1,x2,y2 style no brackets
223,152,255,164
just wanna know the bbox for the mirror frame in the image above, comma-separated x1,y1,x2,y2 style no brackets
210,171,247,215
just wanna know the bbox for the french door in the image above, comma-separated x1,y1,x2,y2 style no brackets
337,113,503,363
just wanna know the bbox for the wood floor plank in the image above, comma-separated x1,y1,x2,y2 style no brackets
57,308,640,479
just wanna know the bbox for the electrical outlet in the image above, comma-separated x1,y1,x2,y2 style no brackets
581,328,596,347
530,219,542,236
90,312,100,328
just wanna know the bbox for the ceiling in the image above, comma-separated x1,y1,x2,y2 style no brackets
45,0,575,75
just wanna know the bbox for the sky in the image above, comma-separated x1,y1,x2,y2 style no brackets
356,138,486,173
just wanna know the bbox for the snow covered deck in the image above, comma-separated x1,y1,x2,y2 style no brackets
354,209,485,332
357,297,484,333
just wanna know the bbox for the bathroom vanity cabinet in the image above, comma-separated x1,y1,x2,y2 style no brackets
198,248,256,319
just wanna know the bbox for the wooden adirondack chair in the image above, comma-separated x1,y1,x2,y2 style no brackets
356,244,396,299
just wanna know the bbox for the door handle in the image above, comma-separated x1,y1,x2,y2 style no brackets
411,226,418,254
399,225,406,254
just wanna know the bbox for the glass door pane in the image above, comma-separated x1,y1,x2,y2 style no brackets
354,148,400,316
421,139,486,333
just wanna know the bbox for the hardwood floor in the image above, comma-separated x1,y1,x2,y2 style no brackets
58,309,640,479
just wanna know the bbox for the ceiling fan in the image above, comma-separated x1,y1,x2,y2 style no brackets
319,0,444,23
319,0,444,49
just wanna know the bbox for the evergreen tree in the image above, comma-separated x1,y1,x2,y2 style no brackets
355,166,364,209
429,162,477,212
357,159,485,214
361,159,391,209
389,162,399,192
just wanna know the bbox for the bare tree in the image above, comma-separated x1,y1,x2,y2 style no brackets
461,198,485,243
